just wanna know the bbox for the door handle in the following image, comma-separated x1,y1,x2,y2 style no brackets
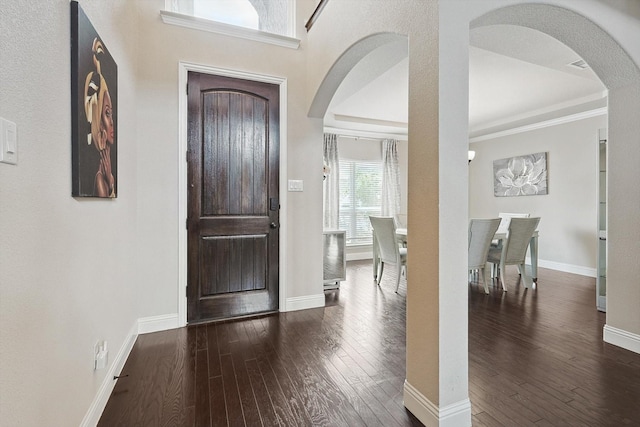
270,222,278,229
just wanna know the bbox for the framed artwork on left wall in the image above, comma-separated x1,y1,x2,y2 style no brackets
70,1,118,198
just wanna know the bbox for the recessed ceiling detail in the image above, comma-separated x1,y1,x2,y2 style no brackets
324,24,606,138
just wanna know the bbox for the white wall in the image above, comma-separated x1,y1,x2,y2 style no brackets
469,114,607,274
0,1,139,425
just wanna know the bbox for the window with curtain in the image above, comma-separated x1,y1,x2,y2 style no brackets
339,160,382,245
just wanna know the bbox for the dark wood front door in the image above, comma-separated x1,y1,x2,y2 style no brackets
187,72,280,323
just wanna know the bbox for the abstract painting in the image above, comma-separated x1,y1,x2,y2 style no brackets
71,1,117,198
493,152,547,197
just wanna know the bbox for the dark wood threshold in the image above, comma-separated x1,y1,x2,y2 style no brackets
187,310,279,326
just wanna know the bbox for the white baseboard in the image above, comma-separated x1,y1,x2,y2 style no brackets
138,313,180,334
529,258,597,278
284,293,325,312
603,324,640,354
403,380,471,427
80,321,138,427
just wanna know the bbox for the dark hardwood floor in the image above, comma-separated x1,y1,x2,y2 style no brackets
99,261,640,426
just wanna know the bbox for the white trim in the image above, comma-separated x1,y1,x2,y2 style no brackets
324,126,408,141
532,258,597,278
470,91,606,137
469,107,607,143
333,114,408,129
138,313,180,334
80,322,138,427
403,380,472,427
597,295,607,312
286,0,296,38
604,325,640,354
160,10,300,49
177,63,288,326
285,294,325,312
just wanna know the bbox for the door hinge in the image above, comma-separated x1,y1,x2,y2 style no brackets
186,83,189,95
186,218,189,229
186,286,188,297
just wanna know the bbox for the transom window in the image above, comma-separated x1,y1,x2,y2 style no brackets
339,160,382,246
167,0,294,37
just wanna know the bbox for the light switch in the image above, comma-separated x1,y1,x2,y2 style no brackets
288,179,304,192
0,118,17,165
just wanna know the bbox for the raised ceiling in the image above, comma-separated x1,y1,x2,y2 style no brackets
324,24,607,139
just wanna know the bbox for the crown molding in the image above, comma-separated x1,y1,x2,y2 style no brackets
470,107,607,143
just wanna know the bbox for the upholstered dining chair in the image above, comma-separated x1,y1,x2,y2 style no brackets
487,217,541,291
497,212,530,234
491,212,530,248
468,218,501,294
369,216,407,292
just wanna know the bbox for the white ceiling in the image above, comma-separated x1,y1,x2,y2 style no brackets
324,24,607,139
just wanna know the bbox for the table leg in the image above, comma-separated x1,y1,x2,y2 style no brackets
373,233,379,280
530,235,538,281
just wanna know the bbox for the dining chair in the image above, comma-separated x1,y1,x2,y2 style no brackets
491,212,531,248
487,217,541,291
497,212,530,233
369,216,407,292
468,218,501,294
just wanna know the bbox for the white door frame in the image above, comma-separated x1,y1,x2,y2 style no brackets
177,62,288,326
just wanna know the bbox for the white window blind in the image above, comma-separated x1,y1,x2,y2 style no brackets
339,160,382,246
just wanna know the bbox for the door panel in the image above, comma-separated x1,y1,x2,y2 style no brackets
200,235,267,295
187,72,279,323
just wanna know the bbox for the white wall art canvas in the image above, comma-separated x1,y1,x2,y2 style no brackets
493,152,548,197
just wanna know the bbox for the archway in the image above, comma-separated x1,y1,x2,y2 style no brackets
306,3,640,426
471,3,640,354
308,33,409,119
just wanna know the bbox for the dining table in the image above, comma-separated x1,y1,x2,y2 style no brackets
373,228,539,282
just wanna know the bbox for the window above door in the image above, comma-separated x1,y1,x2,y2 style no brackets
161,0,300,49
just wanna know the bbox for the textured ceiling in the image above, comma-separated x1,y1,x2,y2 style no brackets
324,24,607,138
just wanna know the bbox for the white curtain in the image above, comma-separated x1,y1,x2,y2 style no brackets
323,133,340,229
381,139,401,217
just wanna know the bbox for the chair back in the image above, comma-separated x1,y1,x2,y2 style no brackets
503,217,540,264
370,216,400,264
394,214,407,228
468,218,501,269
497,212,530,234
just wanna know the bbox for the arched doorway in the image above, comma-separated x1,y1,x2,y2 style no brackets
306,2,640,425
471,2,640,354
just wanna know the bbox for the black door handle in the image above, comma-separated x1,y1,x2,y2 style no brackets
270,222,278,229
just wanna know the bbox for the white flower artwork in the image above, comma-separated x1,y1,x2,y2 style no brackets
493,152,548,197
